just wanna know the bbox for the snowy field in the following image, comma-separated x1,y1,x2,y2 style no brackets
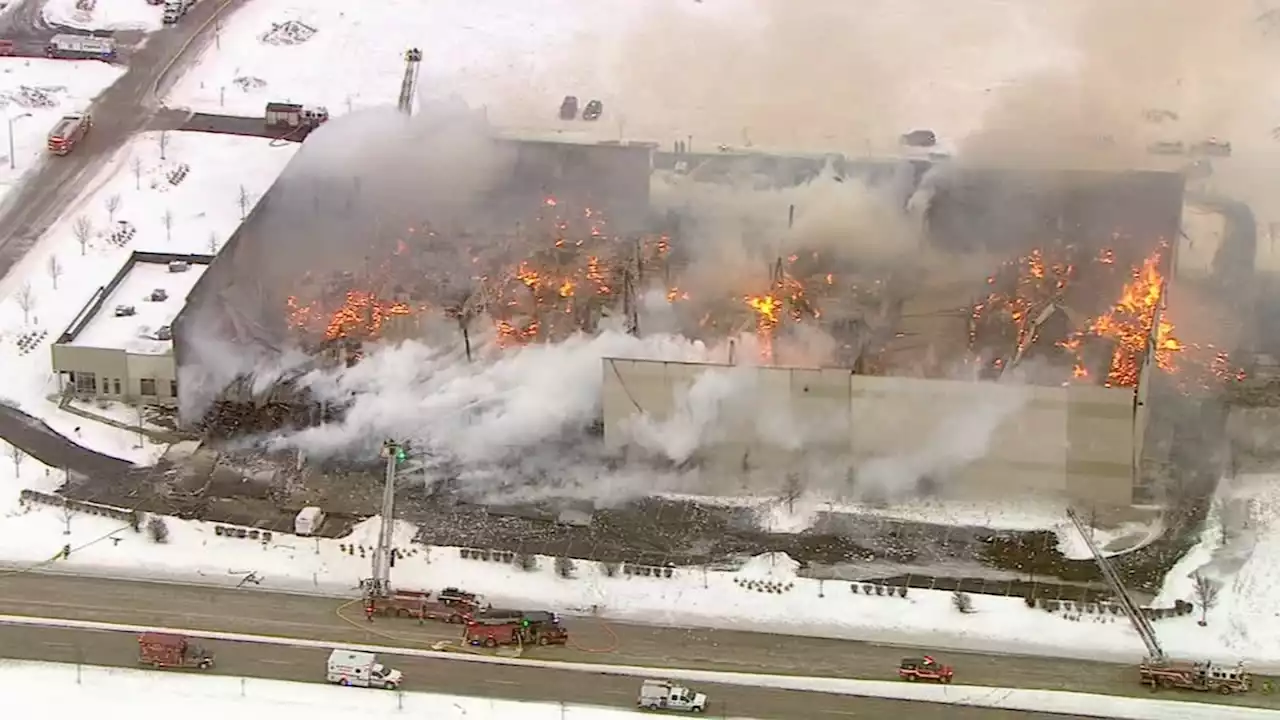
42,0,163,32
0,130,297,463
164,0,1074,154
1,661,705,720
0,58,122,199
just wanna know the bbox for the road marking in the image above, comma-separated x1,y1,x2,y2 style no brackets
41,641,73,648
259,659,293,666
818,710,858,716
483,679,518,686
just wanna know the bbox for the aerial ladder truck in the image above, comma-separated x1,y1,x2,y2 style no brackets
1065,509,1249,694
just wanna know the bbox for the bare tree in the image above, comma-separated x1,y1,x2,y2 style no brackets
104,193,121,222
237,184,251,220
158,130,169,161
60,504,74,535
780,472,803,515
130,156,143,190
1193,573,1220,626
7,442,24,477
161,208,174,243
15,281,34,325
46,254,62,289
207,231,219,254
73,215,92,255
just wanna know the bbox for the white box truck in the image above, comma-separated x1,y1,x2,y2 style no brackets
326,649,402,689
294,506,325,536
638,679,707,712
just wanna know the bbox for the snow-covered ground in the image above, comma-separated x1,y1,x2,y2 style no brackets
0,58,122,200
0,130,298,463
0,480,1269,670
164,0,1073,154
4,661,700,720
42,0,163,32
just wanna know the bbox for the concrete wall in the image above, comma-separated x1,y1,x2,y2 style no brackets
50,345,180,406
602,358,1140,510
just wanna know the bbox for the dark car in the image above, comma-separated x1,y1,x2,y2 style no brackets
898,656,954,683
582,99,603,121
559,95,579,120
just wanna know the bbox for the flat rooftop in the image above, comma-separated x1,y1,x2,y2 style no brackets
68,260,207,355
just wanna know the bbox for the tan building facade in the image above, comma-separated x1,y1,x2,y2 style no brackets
602,358,1147,513
51,251,212,408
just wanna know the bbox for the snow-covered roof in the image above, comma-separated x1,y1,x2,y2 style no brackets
67,260,207,355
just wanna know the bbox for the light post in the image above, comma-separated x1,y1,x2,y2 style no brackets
8,112,31,170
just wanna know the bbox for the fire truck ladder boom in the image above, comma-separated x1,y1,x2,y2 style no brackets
1065,508,1165,661
398,48,423,115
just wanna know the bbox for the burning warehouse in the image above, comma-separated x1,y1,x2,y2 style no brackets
171,107,1228,517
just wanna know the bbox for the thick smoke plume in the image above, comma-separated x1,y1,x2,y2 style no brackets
209,0,1222,507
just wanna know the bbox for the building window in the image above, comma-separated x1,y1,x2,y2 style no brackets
74,372,96,394
140,378,157,396
169,380,178,398
112,378,121,395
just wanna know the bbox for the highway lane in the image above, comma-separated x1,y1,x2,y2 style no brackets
0,0,249,280
0,572,1274,712
0,624,1098,719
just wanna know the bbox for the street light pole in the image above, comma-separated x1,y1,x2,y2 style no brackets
8,112,31,171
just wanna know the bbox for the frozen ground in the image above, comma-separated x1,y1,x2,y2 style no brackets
0,131,298,463
42,0,163,32
0,58,122,200
164,0,1072,154
2,660,707,720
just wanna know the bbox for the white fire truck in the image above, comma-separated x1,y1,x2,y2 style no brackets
47,113,92,156
45,34,116,61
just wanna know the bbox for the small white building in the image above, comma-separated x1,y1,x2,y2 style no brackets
51,251,212,407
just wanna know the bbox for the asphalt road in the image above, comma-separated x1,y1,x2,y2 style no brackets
0,0,248,280
0,572,1272,715
0,611,1091,719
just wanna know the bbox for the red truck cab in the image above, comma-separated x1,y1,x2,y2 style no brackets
898,656,953,683
138,632,214,670
47,112,91,156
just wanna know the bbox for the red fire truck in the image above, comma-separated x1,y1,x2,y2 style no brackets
365,586,483,623
47,112,91,156
1140,659,1250,694
137,632,214,670
465,610,569,648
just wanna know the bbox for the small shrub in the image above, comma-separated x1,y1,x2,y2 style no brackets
555,556,576,579
952,591,974,614
514,553,537,571
601,561,620,578
898,586,908,598
875,585,885,596
862,584,873,594
146,515,170,544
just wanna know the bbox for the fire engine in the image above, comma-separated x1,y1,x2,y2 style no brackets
464,610,569,648
1140,659,1250,695
137,632,214,670
1063,509,1251,696
47,112,91,156
365,586,482,623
